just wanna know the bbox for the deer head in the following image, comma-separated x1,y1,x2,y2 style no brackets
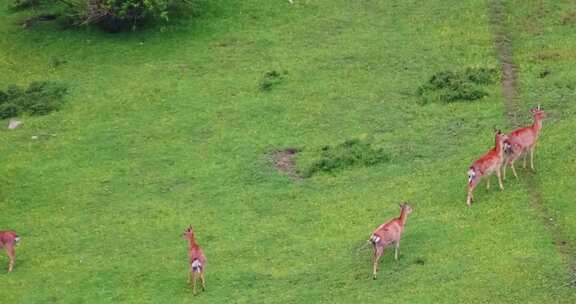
182,225,195,240
399,202,414,215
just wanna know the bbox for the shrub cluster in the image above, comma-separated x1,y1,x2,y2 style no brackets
259,70,285,92
10,0,193,32
304,139,390,177
0,81,68,119
416,67,498,104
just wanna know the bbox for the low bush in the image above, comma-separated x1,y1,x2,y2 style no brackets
0,81,67,119
259,70,285,92
303,139,390,177
10,0,195,32
416,67,498,104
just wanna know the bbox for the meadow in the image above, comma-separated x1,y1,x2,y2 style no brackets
0,0,575,303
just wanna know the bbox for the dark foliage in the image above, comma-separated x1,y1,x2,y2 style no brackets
417,67,498,104
304,139,390,177
259,70,285,92
0,81,67,119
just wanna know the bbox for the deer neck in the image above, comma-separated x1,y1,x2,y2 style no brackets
399,210,408,227
494,137,504,156
187,236,198,250
532,117,543,135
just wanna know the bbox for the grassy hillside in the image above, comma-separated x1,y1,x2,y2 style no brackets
0,0,574,303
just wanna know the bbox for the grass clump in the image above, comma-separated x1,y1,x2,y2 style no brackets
259,70,285,92
0,81,67,119
303,139,389,177
416,67,498,104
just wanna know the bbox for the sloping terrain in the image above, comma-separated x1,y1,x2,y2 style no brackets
0,1,574,303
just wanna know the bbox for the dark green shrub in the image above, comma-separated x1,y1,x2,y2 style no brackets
10,0,195,32
0,103,20,119
417,67,497,104
304,139,389,177
259,70,284,92
0,81,67,119
0,91,8,104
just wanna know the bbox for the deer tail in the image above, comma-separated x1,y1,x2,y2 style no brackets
504,140,513,155
468,167,476,185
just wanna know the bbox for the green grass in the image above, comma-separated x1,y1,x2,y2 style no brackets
0,0,575,303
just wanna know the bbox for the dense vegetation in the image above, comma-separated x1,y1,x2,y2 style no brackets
0,81,67,119
1,0,575,303
10,0,193,31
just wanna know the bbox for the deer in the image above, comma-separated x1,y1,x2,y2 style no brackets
0,230,21,273
182,226,206,295
503,106,547,179
368,203,413,280
466,129,508,207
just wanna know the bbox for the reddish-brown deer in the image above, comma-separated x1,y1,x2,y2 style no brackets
0,230,21,273
369,203,413,279
466,129,508,206
503,106,547,179
182,226,206,295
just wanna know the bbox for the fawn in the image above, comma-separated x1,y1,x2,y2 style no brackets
0,230,21,273
182,226,206,295
466,129,508,207
369,203,413,279
503,106,547,179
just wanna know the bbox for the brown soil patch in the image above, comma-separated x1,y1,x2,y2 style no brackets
270,148,302,180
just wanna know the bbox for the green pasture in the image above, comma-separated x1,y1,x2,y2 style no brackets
0,0,574,303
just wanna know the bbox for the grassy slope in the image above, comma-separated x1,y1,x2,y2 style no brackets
0,0,574,303
507,0,576,251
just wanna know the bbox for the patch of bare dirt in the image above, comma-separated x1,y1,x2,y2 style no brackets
269,148,302,181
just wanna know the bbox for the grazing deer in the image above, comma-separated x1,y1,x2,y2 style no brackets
466,129,508,207
503,106,547,179
0,230,21,273
182,226,206,295
369,203,413,279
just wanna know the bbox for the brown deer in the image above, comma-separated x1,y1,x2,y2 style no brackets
182,226,206,295
0,230,21,273
503,106,547,179
369,203,413,279
466,129,508,206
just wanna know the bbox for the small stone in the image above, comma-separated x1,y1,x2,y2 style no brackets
8,119,22,129
31,136,38,140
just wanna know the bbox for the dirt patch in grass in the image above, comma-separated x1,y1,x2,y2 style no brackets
269,148,302,180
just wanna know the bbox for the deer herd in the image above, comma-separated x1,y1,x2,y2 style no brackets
1,106,547,291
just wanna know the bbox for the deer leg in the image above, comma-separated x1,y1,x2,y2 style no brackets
497,169,504,190
467,179,479,207
6,245,15,273
200,272,206,291
530,146,535,170
486,178,490,190
192,271,197,295
373,246,384,280
523,151,528,169
394,241,400,261
510,161,518,179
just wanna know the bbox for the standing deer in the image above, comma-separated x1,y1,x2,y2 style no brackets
0,230,21,273
182,226,206,295
503,106,547,179
369,203,413,279
466,129,508,207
